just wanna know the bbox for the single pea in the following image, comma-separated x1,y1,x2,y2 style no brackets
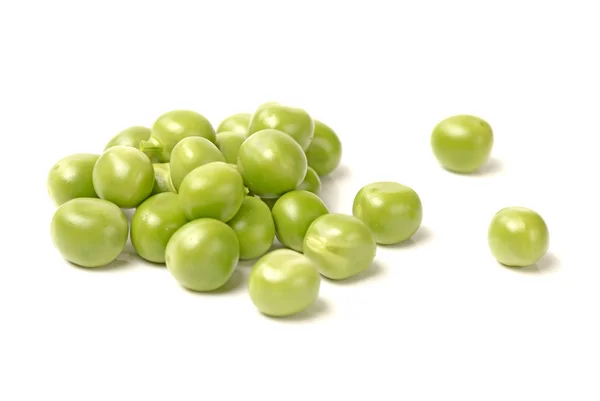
178,161,246,222
166,218,239,292
488,207,550,267
131,193,188,264
247,102,314,150
169,136,225,191
216,131,246,164
303,213,376,280
296,166,321,195
151,163,176,195
216,112,251,135
305,120,342,176
140,110,216,162
431,114,494,173
352,181,423,245
104,126,151,152
272,190,329,252
228,196,275,260
248,249,320,317
47,153,99,206
51,198,128,268
92,146,155,208
237,129,307,198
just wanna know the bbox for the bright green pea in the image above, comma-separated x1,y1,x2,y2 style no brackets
169,136,225,191
238,129,307,198
216,113,251,135
151,163,176,195
353,181,423,245
51,198,128,268
296,166,321,195
166,218,239,292
227,196,275,260
131,193,188,263
247,102,314,150
104,126,151,152
248,249,320,317
303,213,376,280
92,146,155,208
305,120,342,176
178,161,246,222
431,114,494,173
272,190,329,252
488,207,549,267
47,153,99,206
215,131,246,164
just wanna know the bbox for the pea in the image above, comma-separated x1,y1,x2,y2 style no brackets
92,146,155,209
303,213,376,280
151,163,176,195
247,102,314,150
47,153,99,206
169,136,225,191
51,198,128,268
248,249,320,317
216,113,251,136
272,190,329,252
296,166,321,195
166,218,239,292
488,207,549,267
305,120,342,176
215,131,246,164
352,181,423,245
104,126,151,152
131,193,188,264
227,196,275,260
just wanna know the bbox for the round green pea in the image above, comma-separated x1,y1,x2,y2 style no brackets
51,198,128,268
47,153,99,206
488,207,550,267
215,131,246,164
104,126,151,152
151,163,176,195
303,214,377,280
169,136,225,191
131,193,188,264
248,249,320,317
216,112,251,135
305,120,342,176
178,161,246,222
431,114,494,173
352,181,423,245
227,196,275,260
92,146,155,208
166,218,239,292
296,166,321,195
272,190,329,252
237,129,307,198
247,102,314,150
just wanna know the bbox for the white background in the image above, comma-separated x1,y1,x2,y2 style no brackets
2,1,599,400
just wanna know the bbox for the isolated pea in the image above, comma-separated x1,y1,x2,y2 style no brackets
169,136,225,191
227,196,275,260
305,120,342,176
216,131,246,164
247,102,314,150
296,166,321,195
151,163,176,195
216,112,251,136
47,153,99,206
104,126,151,152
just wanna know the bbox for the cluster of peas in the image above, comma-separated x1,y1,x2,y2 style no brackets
48,102,550,317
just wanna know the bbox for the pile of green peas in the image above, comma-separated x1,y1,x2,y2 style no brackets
47,102,550,318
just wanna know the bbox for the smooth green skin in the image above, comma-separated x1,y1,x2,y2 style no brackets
296,166,321,195
166,218,239,292
51,198,128,268
140,110,216,163
272,190,329,252
216,131,246,164
216,113,251,136
237,129,307,198
431,114,494,173
305,120,342,176
248,249,320,317
92,146,155,208
169,136,225,191
303,214,377,280
352,182,423,245
104,126,151,152
131,193,188,263
247,102,314,150
178,161,246,222
47,153,99,206
151,163,176,195
228,196,275,260
488,207,549,267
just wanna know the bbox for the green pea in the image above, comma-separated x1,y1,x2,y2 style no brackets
272,190,329,252
247,102,314,150
47,153,99,206
305,120,342,176
166,218,239,292
488,207,549,267
131,193,188,264
227,196,275,260
303,214,376,280
216,112,251,136
169,136,225,191
296,166,321,195
431,114,494,173
151,163,176,195
104,126,151,152
238,129,307,198
140,110,216,163
215,131,246,164
248,249,320,317
51,198,128,268
92,146,155,208
179,161,246,222
352,182,423,245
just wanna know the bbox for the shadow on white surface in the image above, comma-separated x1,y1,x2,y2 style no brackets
471,157,505,177
501,252,560,275
380,226,434,249
327,260,385,286
320,164,351,183
265,298,331,323
319,164,351,211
